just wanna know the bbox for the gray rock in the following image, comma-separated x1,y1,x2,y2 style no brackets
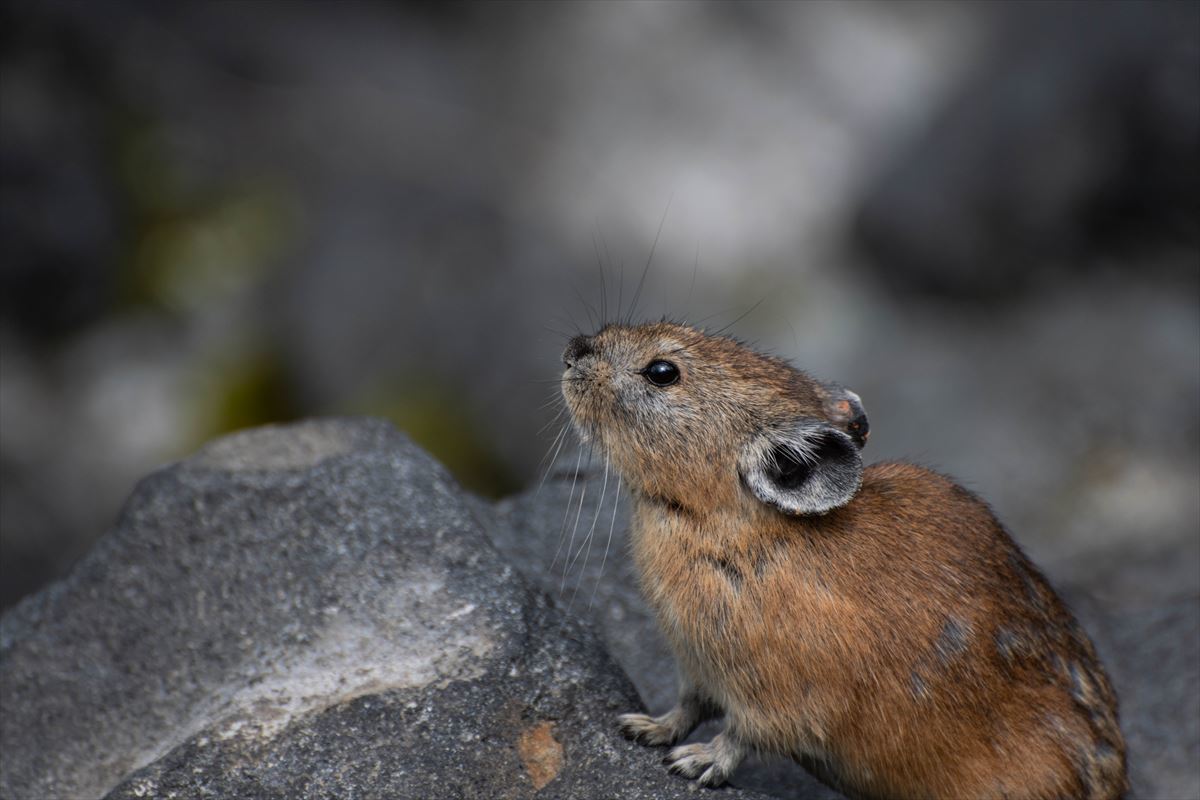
851,2,1199,297
1060,545,1200,800
0,419,771,800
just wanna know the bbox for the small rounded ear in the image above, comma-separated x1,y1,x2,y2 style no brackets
816,382,869,448
739,422,863,515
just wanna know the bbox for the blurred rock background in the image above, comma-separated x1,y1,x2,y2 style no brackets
1,0,1196,668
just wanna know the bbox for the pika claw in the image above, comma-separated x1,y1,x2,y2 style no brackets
617,711,679,747
698,765,728,788
663,737,741,788
664,743,709,779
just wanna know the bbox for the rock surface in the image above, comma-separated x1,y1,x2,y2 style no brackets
4,418,1195,799
0,419,772,800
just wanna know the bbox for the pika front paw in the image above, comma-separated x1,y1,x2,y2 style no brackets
617,712,681,747
664,735,744,788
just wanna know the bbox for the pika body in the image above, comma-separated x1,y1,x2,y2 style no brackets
560,321,1127,800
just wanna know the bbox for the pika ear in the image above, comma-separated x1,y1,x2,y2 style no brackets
739,422,863,515
816,382,869,448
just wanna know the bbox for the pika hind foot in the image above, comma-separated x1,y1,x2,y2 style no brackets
665,732,746,787
617,711,688,746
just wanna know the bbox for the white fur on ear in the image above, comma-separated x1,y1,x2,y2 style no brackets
739,421,863,515
816,382,870,447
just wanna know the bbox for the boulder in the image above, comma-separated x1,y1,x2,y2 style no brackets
0,419,772,800
851,2,1199,298
4,419,1193,799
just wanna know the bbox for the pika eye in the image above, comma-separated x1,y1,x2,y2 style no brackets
642,360,680,387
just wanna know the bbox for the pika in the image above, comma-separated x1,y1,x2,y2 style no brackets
560,321,1127,800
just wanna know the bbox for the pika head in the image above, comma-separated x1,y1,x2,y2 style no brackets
561,322,869,517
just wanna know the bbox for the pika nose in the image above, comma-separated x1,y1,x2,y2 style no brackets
563,335,594,366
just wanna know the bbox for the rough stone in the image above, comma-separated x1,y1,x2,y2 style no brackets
0,419,772,800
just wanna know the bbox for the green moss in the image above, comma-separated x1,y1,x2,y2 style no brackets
178,347,301,456
208,351,299,438
128,186,292,311
352,380,518,498
112,118,294,312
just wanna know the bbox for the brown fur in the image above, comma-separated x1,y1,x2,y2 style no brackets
561,322,1127,800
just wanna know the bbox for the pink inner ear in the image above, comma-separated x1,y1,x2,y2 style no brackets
835,400,851,416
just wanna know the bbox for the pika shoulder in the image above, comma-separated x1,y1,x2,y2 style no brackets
560,321,1127,800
